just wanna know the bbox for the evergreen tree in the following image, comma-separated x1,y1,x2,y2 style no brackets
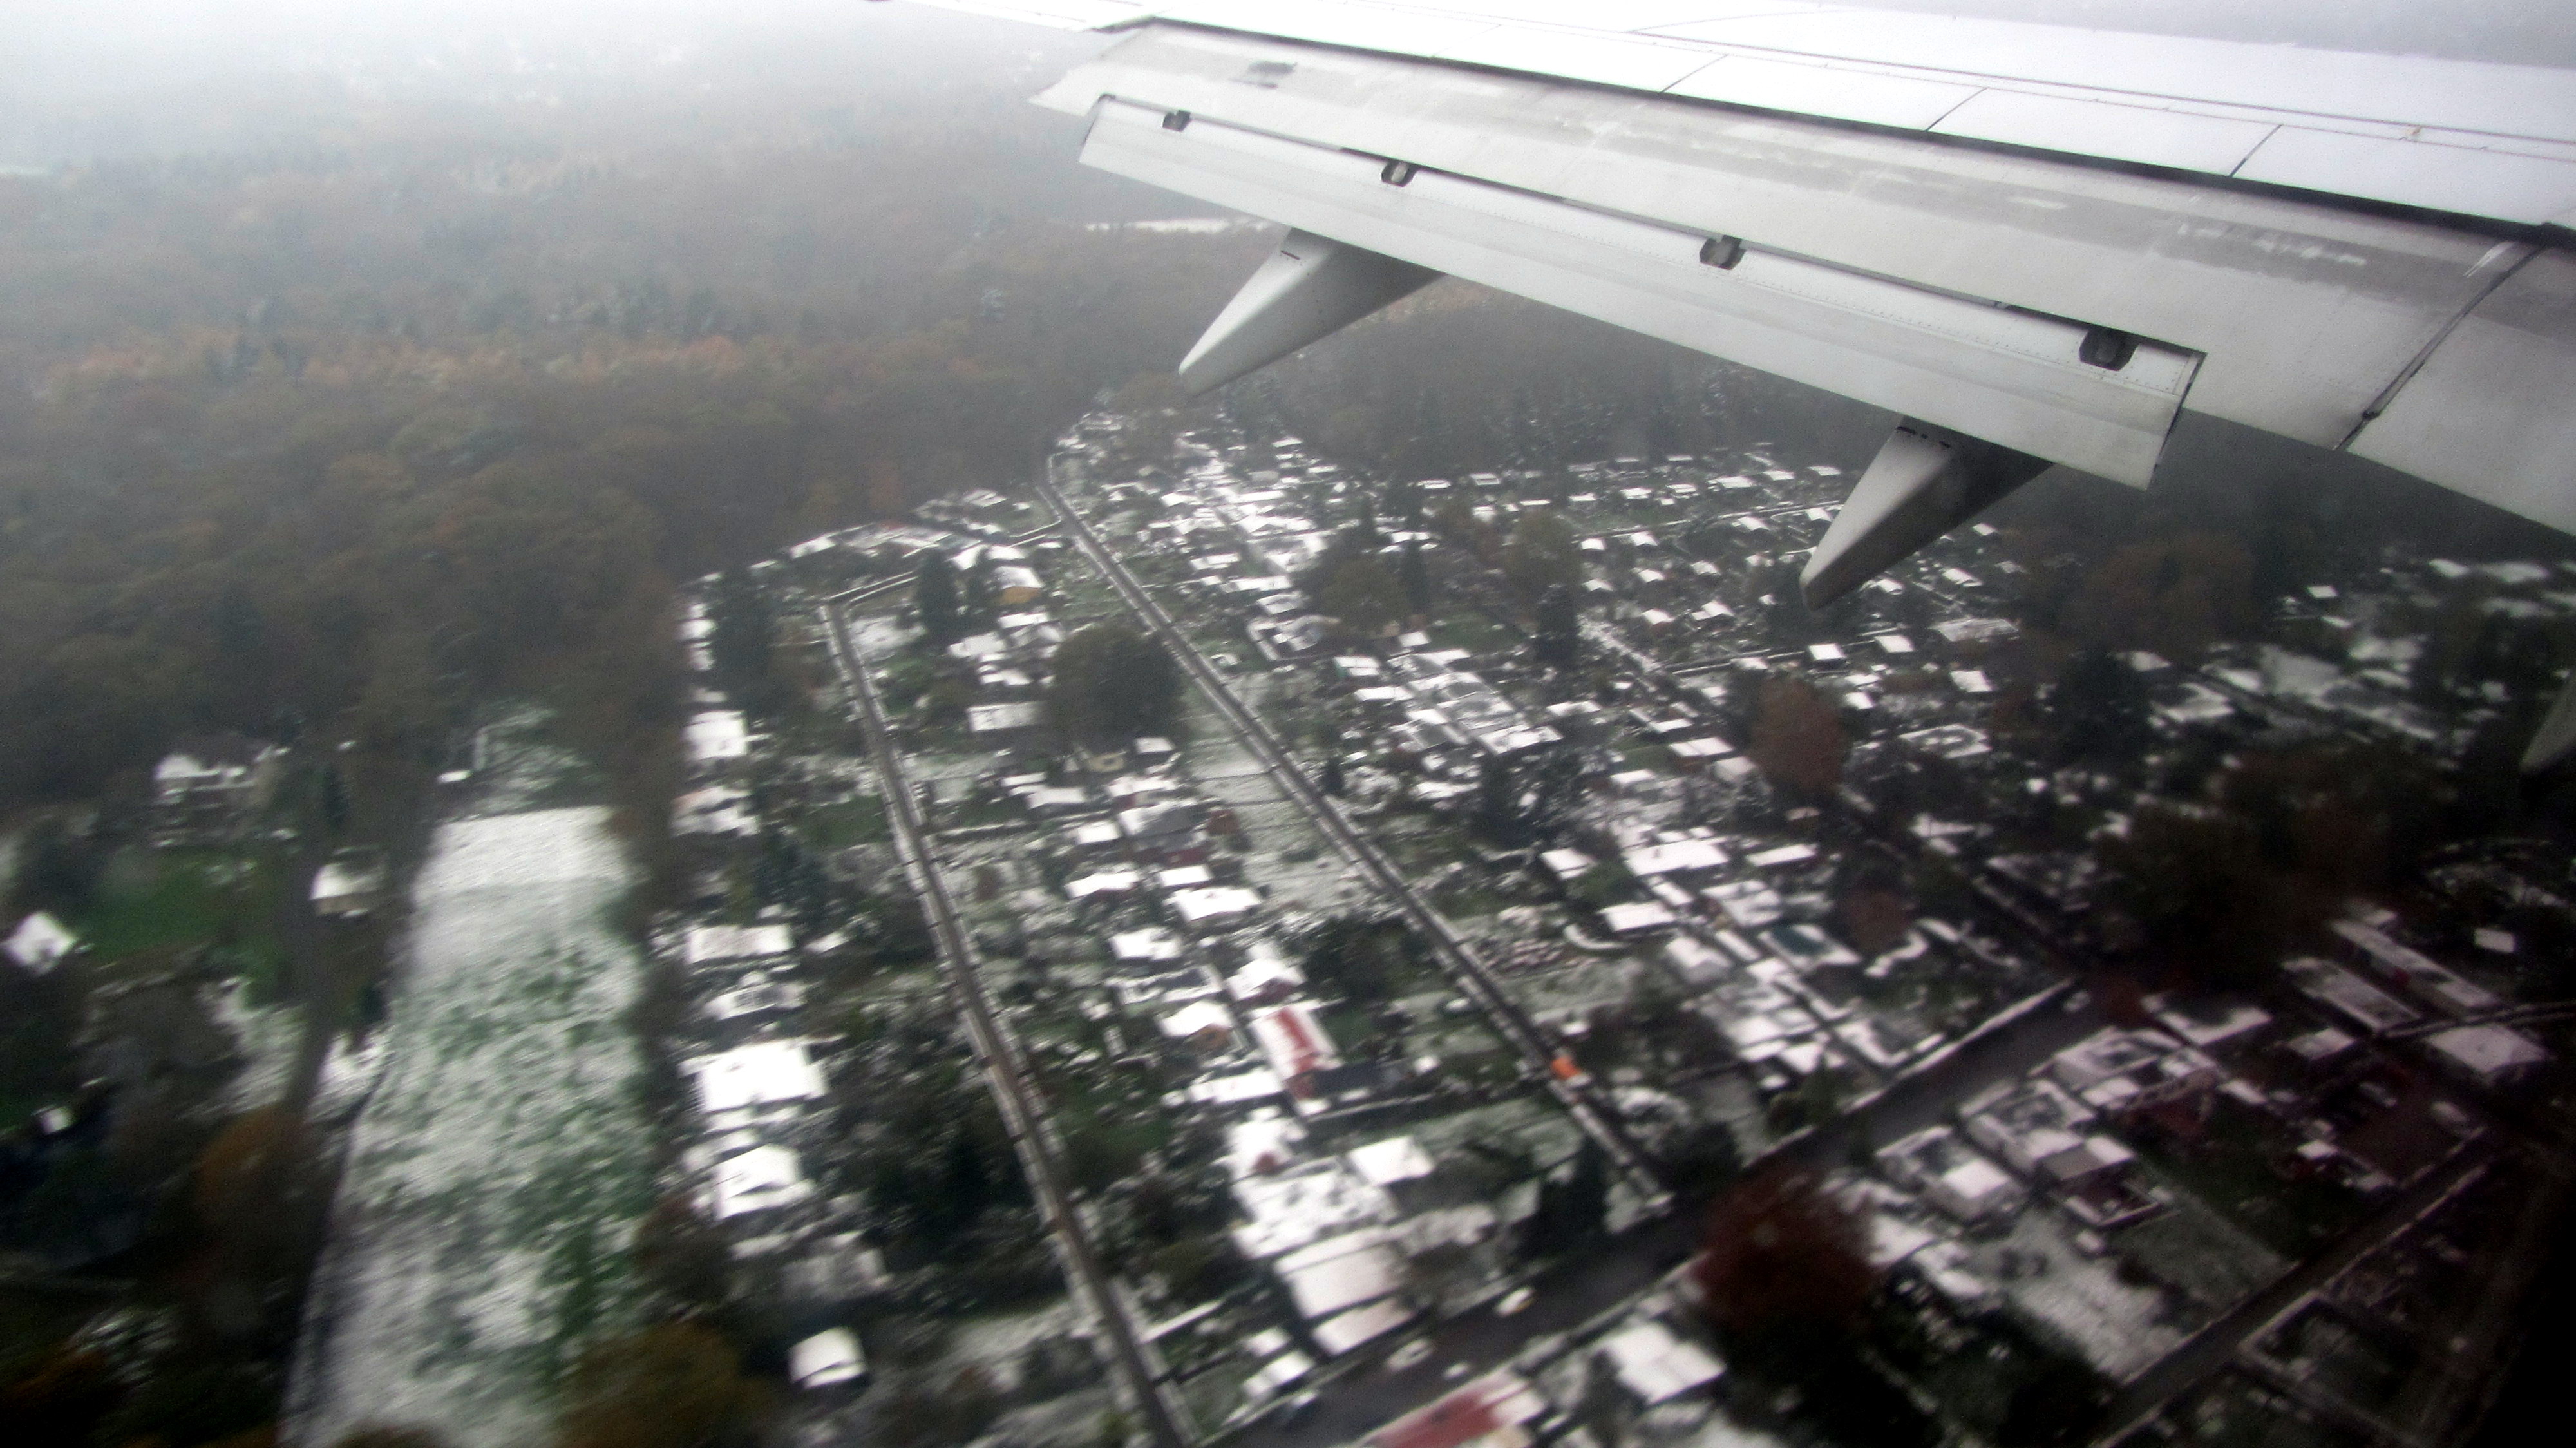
914,551,963,646
1399,541,1432,618
1532,585,1580,670
1318,752,1347,797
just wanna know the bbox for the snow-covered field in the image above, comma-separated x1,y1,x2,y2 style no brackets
294,805,651,1448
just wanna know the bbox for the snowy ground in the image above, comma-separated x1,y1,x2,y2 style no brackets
292,805,652,1448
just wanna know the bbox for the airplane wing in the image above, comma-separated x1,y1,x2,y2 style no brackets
900,1,2576,765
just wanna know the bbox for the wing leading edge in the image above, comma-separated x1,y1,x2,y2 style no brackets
902,3,2576,765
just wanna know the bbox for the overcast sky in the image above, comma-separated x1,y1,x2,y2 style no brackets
3,1,2571,165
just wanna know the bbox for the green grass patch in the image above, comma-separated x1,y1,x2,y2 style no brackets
70,848,290,995
1428,613,1517,654
802,795,890,848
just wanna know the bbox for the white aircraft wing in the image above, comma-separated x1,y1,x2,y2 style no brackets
904,1,2576,764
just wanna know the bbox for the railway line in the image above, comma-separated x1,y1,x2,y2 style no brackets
817,597,1195,1448
1034,460,1671,1206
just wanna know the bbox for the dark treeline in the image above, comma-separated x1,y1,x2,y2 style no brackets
0,13,1271,819
6,3,2570,833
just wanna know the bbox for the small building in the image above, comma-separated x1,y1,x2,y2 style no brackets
967,701,1046,741
151,734,281,838
709,1144,815,1221
1596,1319,1725,1404
2422,1024,2550,1089
685,1040,828,1116
683,923,795,966
788,1328,868,1390
311,848,389,919
687,710,751,767
1598,901,1678,937
1344,1136,1436,1186
3,911,78,975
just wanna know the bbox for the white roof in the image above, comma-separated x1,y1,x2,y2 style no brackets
790,1328,866,1388
1224,1110,1309,1178
686,1040,827,1114
1598,1319,1725,1404
1623,839,1727,877
1233,1165,1394,1259
1159,1000,1240,1041
1170,886,1264,925
3,911,78,973
1312,1297,1417,1356
686,710,750,763
1227,938,1307,999
1065,868,1142,899
710,1145,813,1220
968,701,1046,734
1277,1231,1406,1319
1598,901,1678,935
684,923,794,965
1345,1136,1436,1186
1190,1068,1288,1105
1112,928,1184,961
2425,1025,2550,1085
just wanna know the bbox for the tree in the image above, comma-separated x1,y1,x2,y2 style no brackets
1520,1141,1609,1259
1691,1166,1876,1349
1298,915,1409,1004
1046,624,1182,743
1531,585,1580,670
1318,753,1347,796
1747,678,1846,799
914,552,963,647
1501,511,1583,602
706,568,777,703
1399,541,1433,618
555,1322,767,1448
1473,756,1522,843
1317,555,1404,635
2098,800,2286,986
2049,649,2149,765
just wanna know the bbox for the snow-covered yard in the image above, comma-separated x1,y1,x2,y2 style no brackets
294,805,652,1448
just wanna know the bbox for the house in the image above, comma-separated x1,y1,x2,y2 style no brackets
2421,1024,2550,1089
1158,1000,1240,1052
683,923,795,966
685,1040,828,1116
709,1144,815,1221
151,734,279,837
990,564,1045,605
1596,1319,1726,1404
1598,901,1677,937
1249,1002,1343,1098
2045,1027,2219,1114
687,710,751,767
789,1328,867,1390
1960,1078,2132,1185
1169,886,1262,929
1876,1125,2023,1223
967,701,1046,741
1344,1136,1435,1186
312,848,389,919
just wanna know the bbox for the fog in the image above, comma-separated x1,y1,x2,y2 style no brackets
8,1,2574,169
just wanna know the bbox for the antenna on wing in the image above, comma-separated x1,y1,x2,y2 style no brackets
1177,229,1441,395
